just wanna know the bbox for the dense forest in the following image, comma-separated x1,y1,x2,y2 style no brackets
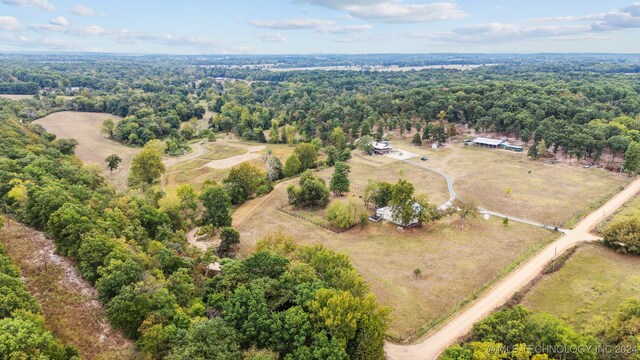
2,54,640,170
0,62,388,357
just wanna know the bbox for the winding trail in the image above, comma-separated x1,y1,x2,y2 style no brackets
385,177,640,360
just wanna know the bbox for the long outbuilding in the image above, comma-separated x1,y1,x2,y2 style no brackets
472,137,505,148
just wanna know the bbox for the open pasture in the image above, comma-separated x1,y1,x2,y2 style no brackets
393,141,627,226
522,244,640,333
33,111,137,190
234,167,556,339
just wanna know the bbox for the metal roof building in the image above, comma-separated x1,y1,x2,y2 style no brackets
472,137,506,148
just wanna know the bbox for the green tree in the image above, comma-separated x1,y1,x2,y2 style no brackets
218,227,240,257
327,199,365,230
96,258,144,302
287,171,330,208
330,162,351,196
223,163,265,202
389,180,416,226
166,318,243,360
330,127,347,150
167,268,196,307
200,186,232,228
102,119,116,138
603,217,640,254
105,154,122,173
623,141,640,175
357,135,374,155
47,203,95,258
411,133,422,146
452,199,479,229
284,154,302,178
128,147,166,186
536,139,547,159
293,143,318,171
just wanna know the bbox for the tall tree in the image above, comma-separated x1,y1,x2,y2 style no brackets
452,199,479,229
200,186,232,228
330,162,351,196
105,154,122,173
128,147,166,186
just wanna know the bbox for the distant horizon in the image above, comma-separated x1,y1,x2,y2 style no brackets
1,1,639,54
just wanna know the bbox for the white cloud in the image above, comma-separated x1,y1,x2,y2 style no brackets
257,33,288,42
2,0,54,11
294,0,467,23
0,16,21,31
49,16,68,27
72,4,97,17
249,18,372,34
408,3,640,44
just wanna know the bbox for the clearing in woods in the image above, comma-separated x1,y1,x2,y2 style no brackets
0,218,135,359
392,140,627,226
521,243,640,333
233,156,556,339
33,111,138,191
0,94,34,100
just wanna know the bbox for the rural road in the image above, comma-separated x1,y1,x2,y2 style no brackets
384,177,640,360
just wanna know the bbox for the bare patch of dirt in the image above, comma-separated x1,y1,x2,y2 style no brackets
0,219,135,359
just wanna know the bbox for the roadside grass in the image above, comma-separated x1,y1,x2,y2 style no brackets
33,111,136,191
521,244,640,333
393,141,627,226
598,194,640,231
235,178,555,339
0,219,134,359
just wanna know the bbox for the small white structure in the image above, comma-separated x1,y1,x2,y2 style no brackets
376,202,422,226
372,141,392,155
431,143,438,149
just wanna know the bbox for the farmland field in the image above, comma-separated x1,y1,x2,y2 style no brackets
234,172,557,339
33,111,138,190
522,244,640,333
393,140,627,226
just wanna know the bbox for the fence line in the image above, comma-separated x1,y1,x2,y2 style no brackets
275,205,347,234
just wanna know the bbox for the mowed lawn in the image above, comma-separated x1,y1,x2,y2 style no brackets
393,141,627,226
33,111,137,190
522,244,640,333
234,173,556,339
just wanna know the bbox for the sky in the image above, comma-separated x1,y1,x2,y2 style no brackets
0,0,639,54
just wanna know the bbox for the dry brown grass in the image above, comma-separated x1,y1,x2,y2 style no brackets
0,94,34,100
33,111,138,191
0,218,135,359
393,140,627,225
234,174,555,339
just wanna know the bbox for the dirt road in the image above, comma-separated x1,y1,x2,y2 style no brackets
385,178,640,360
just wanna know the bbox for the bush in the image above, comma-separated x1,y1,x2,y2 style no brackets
327,199,366,230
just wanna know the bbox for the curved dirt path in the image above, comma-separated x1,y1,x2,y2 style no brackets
385,177,640,360
204,145,265,169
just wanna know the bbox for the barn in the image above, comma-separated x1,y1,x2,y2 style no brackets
472,137,505,148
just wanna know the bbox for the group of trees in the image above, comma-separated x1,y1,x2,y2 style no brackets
0,104,387,358
363,179,441,227
443,301,640,360
0,246,78,358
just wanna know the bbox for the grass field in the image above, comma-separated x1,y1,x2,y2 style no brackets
393,140,627,226
0,218,134,359
522,244,640,333
0,94,34,100
599,195,640,232
33,111,137,190
234,175,556,339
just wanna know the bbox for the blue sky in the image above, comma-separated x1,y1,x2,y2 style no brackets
0,0,639,54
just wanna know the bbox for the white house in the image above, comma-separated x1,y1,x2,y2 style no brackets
372,141,392,155
376,202,423,226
